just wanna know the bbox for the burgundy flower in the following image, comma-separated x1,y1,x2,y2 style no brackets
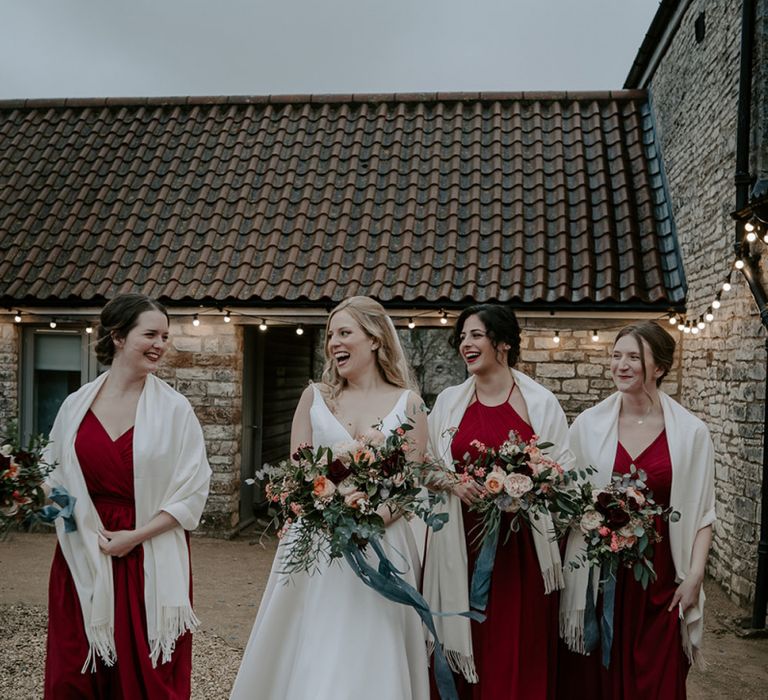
327,458,352,485
381,449,404,477
0,453,10,470
594,491,615,517
607,508,631,528
14,450,34,468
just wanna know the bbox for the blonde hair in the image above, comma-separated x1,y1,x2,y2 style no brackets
321,296,417,398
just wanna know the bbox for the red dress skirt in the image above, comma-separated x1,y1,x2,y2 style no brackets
558,430,689,699
432,398,558,700
44,410,192,700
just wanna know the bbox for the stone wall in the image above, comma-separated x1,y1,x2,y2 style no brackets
647,0,767,606
157,318,243,536
0,320,19,431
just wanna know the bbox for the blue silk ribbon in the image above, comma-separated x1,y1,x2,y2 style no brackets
583,561,617,668
36,486,77,533
468,522,499,611
343,536,483,700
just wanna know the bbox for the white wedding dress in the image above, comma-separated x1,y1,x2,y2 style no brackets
230,385,430,700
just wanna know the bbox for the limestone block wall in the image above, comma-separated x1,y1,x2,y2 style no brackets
0,320,19,429
648,0,766,605
157,318,243,535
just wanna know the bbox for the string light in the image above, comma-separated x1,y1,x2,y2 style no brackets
13,311,21,323
705,308,714,322
192,314,200,327
697,318,706,330
683,322,692,334
746,230,758,243
85,324,93,334
439,310,448,325
745,221,755,232
49,319,57,329
553,330,560,344
668,313,677,325
407,318,415,329
722,281,732,292
763,232,768,244
591,330,599,342
677,322,686,331
296,324,304,336
223,310,231,323
712,298,721,310
734,258,745,270
691,325,700,335
258,318,268,331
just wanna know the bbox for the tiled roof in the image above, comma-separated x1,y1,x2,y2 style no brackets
0,91,684,310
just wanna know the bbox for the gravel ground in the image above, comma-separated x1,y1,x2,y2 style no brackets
0,603,241,699
2,531,767,699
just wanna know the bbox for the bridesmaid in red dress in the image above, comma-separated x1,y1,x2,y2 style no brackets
44,294,210,699
559,322,715,699
424,305,573,700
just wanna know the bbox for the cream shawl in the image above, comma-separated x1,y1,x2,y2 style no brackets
422,369,574,682
560,391,716,665
45,372,212,670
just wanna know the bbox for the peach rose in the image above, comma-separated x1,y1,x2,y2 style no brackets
580,509,604,534
484,470,505,495
504,473,534,497
344,491,369,509
625,486,646,507
524,445,542,464
312,475,336,500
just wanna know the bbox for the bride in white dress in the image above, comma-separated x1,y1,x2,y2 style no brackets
230,296,430,700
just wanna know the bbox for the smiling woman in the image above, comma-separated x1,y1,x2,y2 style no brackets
43,293,211,699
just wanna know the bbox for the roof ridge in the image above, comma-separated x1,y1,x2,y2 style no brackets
0,90,648,111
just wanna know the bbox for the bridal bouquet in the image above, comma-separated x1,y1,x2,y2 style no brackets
0,424,55,536
458,431,582,544
258,420,445,575
572,464,679,589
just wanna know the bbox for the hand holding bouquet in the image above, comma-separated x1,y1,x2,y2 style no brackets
457,431,581,544
572,463,679,589
258,420,445,576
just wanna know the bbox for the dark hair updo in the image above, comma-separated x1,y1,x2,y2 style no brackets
95,294,169,365
613,321,676,387
450,304,521,367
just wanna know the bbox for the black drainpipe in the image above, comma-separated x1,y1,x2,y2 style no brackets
734,0,768,629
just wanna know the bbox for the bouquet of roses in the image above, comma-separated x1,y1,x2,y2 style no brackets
572,463,679,589
457,431,583,545
257,420,446,576
0,423,56,536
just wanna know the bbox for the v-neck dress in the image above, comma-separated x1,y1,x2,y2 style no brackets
230,384,429,700
431,397,558,700
44,410,192,700
558,429,688,699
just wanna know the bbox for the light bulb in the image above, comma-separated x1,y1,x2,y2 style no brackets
192,314,200,327
407,318,415,329
553,330,560,345
712,299,721,309
439,311,448,325
697,320,705,329
705,309,714,322
296,325,304,336
683,324,691,334
258,319,268,331
747,231,758,243
735,259,745,270
13,311,21,323
691,326,700,335
677,323,685,331
49,319,57,329
722,281,731,292
763,233,768,244
224,310,231,323
85,325,93,334
668,315,677,325
745,221,755,232
591,330,599,342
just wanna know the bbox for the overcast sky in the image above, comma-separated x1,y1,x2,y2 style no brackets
1,0,661,99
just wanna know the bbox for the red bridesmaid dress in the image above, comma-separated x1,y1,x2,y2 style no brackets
432,392,559,699
44,410,192,700
558,429,689,699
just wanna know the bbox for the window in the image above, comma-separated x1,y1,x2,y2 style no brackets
21,328,98,439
